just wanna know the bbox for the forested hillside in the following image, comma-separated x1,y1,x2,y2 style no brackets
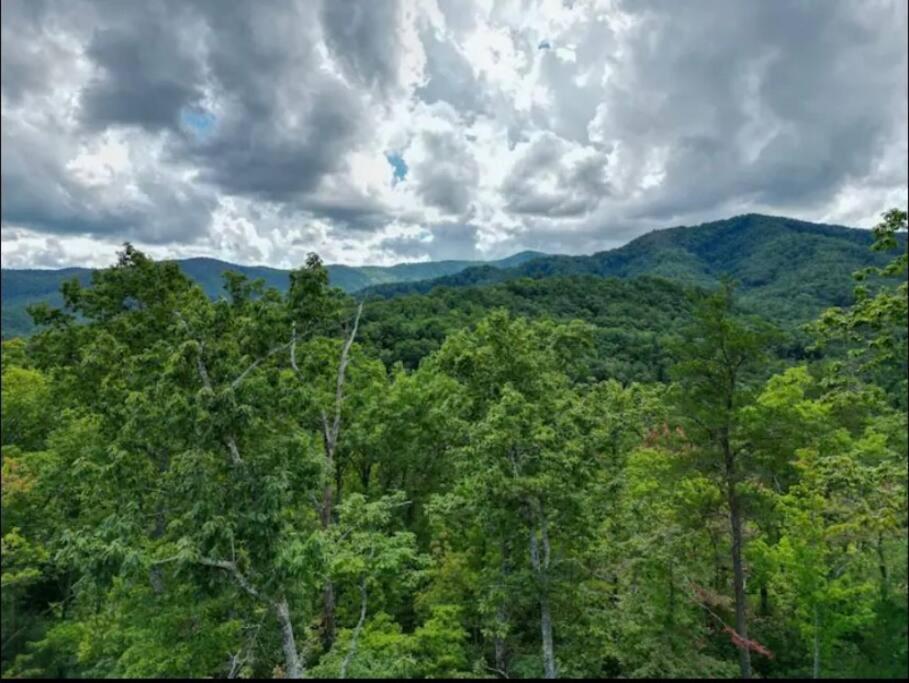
2,209,906,679
361,275,725,383
0,251,545,339
364,214,906,324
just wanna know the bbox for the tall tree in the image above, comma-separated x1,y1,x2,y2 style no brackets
669,282,779,678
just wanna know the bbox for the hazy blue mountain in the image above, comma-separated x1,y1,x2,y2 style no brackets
1,251,546,338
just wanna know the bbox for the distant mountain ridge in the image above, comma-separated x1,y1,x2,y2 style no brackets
1,250,546,338
3,213,905,338
360,214,907,323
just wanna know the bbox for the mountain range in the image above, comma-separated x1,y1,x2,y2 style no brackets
360,213,906,323
2,213,904,338
0,250,545,338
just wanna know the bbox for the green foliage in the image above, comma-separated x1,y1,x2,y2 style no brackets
811,208,908,408
362,214,903,325
1,251,545,339
1,211,906,679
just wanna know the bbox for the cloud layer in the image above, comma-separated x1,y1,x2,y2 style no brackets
2,0,906,268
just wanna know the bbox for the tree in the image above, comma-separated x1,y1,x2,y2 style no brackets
669,281,780,678
744,365,907,678
426,311,600,678
812,208,908,407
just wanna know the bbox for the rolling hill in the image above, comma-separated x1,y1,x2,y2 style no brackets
4,213,905,339
360,214,907,323
0,250,545,338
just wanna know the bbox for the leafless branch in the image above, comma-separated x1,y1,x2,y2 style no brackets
230,340,292,391
327,301,364,453
174,311,243,465
225,438,243,466
291,322,304,377
198,557,265,603
340,576,368,679
485,665,510,679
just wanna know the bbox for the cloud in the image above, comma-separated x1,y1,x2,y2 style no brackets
79,3,206,132
1,113,216,244
415,23,487,115
380,221,481,261
582,0,908,224
321,0,404,93
410,129,480,216
502,132,611,217
2,0,906,268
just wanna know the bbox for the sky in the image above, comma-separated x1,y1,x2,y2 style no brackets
1,0,907,269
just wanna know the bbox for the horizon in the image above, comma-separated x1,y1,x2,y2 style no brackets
0,210,881,272
2,0,907,270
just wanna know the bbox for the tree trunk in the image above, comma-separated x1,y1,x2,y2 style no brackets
494,603,508,676
335,459,345,507
317,302,362,652
275,598,303,679
538,591,556,679
726,473,751,679
812,605,820,679
709,530,723,591
494,542,511,677
149,449,169,595
876,532,888,600
529,509,557,679
340,577,368,679
318,431,336,648
321,579,336,652
320,449,336,650
359,460,372,491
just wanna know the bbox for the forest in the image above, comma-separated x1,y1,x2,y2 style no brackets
1,208,906,679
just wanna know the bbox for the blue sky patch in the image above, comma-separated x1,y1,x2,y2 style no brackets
180,108,216,140
385,152,408,185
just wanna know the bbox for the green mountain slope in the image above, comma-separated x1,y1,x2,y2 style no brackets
361,214,906,323
360,274,707,383
0,251,545,338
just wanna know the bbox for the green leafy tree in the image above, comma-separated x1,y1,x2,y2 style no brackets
668,282,780,678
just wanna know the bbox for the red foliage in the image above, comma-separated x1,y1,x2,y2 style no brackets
643,422,693,452
644,422,673,447
723,626,774,659
692,583,732,610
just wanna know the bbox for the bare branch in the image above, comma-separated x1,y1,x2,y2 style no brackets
485,665,510,679
540,508,551,572
291,322,304,377
329,301,364,450
196,350,213,391
320,409,332,456
150,554,183,566
275,598,304,678
198,557,264,603
226,438,243,466
228,619,264,678
507,446,521,479
227,651,245,679
340,576,368,679
174,311,244,465
200,554,303,679
230,341,292,391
